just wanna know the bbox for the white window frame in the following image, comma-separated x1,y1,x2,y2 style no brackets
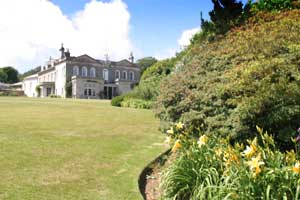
103,69,109,81
90,67,96,78
82,66,87,77
73,66,79,76
122,71,127,80
129,71,134,81
115,70,120,80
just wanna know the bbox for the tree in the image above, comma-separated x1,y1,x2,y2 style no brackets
0,69,8,83
1,67,19,83
202,0,251,35
136,57,158,75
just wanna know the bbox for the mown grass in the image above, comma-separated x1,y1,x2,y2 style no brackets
0,97,166,200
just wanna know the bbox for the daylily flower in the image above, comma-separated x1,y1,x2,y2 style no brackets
197,135,208,148
292,162,300,173
241,138,257,158
246,155,264,176
176,122,184,129
166,127,174,135
172,140,181,153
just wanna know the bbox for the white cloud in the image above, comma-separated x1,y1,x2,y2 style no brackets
0,0,133,72
178,27,200,48
155,27,200,60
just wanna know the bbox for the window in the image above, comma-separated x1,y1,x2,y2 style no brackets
73,66,79,76
115,70,120,80
103,69,109,81
129,71,134,81
82,66,87,77
90,67,96,78
122,71,127,80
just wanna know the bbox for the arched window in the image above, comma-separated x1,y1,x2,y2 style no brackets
90,67,96,78
122,71,127,80
82,66,87,77
115,70,120,80
129,71,134,81
103,69,109,81
73,66,79,76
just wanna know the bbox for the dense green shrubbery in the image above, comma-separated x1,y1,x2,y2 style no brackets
113,58,178,109
49,94,61,98
156,10,300,149
120,98,153,109
111,95,125,107
253,0,300,12
162,124,300,199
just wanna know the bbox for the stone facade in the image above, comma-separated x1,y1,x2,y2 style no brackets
22,45,140,99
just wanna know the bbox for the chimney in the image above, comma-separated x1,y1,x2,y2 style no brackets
65,48,71,59
59,43,65,59
129,52,134,63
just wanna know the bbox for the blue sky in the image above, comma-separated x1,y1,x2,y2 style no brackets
51,0,214,58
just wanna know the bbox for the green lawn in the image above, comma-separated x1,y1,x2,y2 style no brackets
0,97,166,200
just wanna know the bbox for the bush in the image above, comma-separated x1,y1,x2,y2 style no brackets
252,0,300,12
161,124,300,199
49,94,60,98
156,10,300,150
111,95,125,107
121,98,153,109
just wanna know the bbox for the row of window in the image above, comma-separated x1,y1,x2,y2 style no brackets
39,72,56,83
72,66,135,81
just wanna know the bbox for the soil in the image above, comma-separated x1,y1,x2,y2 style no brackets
144,164,163,200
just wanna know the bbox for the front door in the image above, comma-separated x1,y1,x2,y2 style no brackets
46,87,52,96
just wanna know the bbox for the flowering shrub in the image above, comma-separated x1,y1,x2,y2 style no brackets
161,124,300,199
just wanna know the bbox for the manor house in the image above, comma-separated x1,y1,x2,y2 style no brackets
22,45,140,99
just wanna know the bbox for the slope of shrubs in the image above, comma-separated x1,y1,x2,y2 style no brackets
156,10,300,149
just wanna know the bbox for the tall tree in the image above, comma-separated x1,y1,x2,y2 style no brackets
1,67,19,83
0,69,8,83
201,0,251,35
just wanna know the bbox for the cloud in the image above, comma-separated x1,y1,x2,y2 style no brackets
0,0,133,72
178,27,200,48
155,27,200,60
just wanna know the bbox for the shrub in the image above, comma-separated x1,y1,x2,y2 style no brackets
121,98,153,109
111,95,125,107
252,0,300,12
35,86,41,97
161,124,300,199
156,10,300,150
49,94,60,98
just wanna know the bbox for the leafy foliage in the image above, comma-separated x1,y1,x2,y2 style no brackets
111,95,125,107
136,57,158,75
162,124,300,199
156,10,300,149
252,0,300,12
121,98,153,109
0,67,19,83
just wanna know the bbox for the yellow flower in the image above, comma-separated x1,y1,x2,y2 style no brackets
172,140,181,153
176,122,184,129
241,138,257,158
166,127,174,135
286,150,296,164
215,148,222,157
292,162,300,173
197,135,208,148
246,154,264,176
